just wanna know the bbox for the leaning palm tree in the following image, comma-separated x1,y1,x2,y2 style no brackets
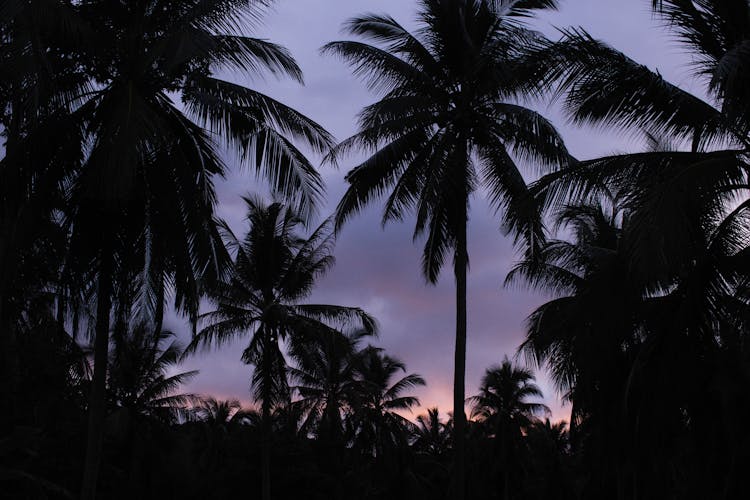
61,2,335,498
323,2,570,495
186,197,375,500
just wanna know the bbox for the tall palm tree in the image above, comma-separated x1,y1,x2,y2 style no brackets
323,2,570,495
56,2,336,498
468,357,548,500
186,197,376,500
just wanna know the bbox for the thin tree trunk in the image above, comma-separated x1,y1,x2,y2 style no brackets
0,97,22,428
261,327,272,500
453,201,468,500
0,299,20,427
80,256,113,500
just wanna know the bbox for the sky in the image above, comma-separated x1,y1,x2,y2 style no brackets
167,0,706,422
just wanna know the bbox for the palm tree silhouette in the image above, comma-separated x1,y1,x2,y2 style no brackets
348,346,425,458
469,357,549,500
527,1,750,272
527,5,750,493
105,324,198,498
60,2,336,497
0,0,91,425
193,397,249,427
525,419,573,500
506,199,635,418
413,407,451,457
323,2,570,495
108,326,198,424
511,186,750,497
507,199,644,496
187,197,375,500
290,329,371,444
469,357,549,434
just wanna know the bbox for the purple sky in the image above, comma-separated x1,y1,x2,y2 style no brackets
167,0,706,422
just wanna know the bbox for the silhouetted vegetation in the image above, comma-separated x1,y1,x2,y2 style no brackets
2,0,750,499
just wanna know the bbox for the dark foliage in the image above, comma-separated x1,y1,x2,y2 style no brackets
3,1,750,500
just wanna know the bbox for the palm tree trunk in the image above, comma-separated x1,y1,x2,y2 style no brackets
0,105,22,428
261,327,272,500
453,201,469,500
0,298,20,428
80,256,113,500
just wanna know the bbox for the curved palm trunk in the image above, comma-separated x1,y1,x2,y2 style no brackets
81,256,113,500
453,201,468,500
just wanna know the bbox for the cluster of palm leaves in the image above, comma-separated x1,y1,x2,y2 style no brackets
1,0,333,498
4,0,750,499
504,1,750,497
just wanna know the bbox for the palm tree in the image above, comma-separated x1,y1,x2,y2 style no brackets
507,199,652,497
290,329,371,444
58,2,336,498
468,357,548,500
189,396,251,481
510,192,750,498
0,0,91,422
193,397,249,427
518,5,750,493
104,324,197,498
348,346,425,458
469,357,549,431
186,197,375,500
526,0,750,279
323,2,570,495
506,199,636,420
413,407,451,457
524,419,573,500
107,326,198,425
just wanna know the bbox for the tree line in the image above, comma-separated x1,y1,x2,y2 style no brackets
2,0,750,499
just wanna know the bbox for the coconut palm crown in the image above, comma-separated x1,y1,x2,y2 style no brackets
186,197,376,500
323,1,570,496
